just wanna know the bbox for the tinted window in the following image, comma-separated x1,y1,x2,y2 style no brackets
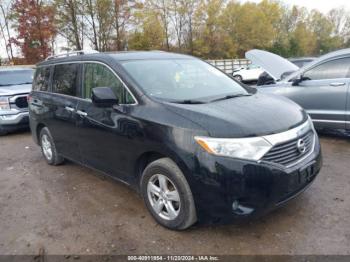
121,59,248,102
247,64,260,69
52,64,79,96
303,58,350,80
33,67,50,91
291,61,304,68
83,63,134,104
0,69,33,86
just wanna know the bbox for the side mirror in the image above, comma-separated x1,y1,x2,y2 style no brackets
291,75,307,86
91,87,118,107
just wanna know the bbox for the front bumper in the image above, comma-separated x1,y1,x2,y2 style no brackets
190,134,322,225
0,111,29,131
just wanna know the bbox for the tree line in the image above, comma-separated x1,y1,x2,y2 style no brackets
1,0,350,64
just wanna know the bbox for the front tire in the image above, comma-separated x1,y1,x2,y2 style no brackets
0,125,7,136
39,127,64,165
141,158,197,230
233,75,243,82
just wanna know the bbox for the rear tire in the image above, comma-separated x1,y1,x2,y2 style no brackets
39,127,64,165
140,158,197,230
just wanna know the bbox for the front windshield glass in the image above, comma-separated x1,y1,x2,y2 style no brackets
0,69,34,86
121,59,249,102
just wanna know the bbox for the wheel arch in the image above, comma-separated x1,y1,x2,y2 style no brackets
36,123,46,144
133,150,194,192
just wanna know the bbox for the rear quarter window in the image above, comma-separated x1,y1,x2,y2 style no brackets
52,64,79,96
33,66,51,91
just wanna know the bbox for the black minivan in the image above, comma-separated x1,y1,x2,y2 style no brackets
29,51,322,230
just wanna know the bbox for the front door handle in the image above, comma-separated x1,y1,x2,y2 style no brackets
65,106,75,112
330,82,346,86
76,110,88,117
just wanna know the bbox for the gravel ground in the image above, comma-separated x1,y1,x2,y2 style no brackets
0,131,349,255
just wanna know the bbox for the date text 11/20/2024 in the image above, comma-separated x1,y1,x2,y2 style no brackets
127,255,219,261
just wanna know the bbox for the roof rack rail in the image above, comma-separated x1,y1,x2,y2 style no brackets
45,50,99,61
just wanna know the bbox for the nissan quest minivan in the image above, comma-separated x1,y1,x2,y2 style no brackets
29,51,322,230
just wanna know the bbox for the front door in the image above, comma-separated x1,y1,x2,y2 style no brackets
75,62,138,181
279,57,350,130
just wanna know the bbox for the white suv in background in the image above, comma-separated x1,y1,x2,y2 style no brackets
232,64,264,82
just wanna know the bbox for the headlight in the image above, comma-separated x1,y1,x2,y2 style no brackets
0,96,10,110
308,115,316,131
194,136,273,161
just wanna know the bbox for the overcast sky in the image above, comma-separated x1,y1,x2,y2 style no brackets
242,0,350,13
2,0,350,60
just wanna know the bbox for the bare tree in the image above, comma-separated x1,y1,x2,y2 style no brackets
55,0,85,50
148,0,171,50
182,0,200,54
112,0,136,50
83,0,114,51
328,7,350,44
170,0,184,50
84,0,99,50
0,0,14,61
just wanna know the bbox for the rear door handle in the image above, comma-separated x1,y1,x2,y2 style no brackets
330,82,346,86
65,106,75,112
76,110,88,117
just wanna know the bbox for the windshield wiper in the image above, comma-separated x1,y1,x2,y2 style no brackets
0,82,32,86
209,93,251,103
175,99,206,104
165,98,206,104
16,82,32,85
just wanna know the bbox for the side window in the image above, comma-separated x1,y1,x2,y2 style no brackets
33,66,51,91
52,64,79,96
83,63,135,104
303,58,350,80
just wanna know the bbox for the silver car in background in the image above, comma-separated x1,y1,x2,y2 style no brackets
248,49,350,132
0,67,34,135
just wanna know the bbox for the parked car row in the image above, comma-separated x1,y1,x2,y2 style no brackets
232,56,316,84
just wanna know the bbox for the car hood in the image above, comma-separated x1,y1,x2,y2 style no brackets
0,84,32,96
245,49,298,80
163,93,307,138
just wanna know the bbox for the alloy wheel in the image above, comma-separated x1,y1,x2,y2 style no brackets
41,134,53,161
147,174,181,220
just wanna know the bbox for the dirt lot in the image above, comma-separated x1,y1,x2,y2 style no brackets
0,131,349,255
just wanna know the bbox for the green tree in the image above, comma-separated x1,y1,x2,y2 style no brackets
309,10,342,55
54,0,85,50
222,0,281,57
128,9,165,50
192,0,236,59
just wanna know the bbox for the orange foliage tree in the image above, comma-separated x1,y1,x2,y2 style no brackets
11,0,57,64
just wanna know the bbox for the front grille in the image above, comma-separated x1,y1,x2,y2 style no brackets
262,131,314,167
15,96,28,108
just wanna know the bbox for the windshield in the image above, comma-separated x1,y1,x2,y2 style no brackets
0,69,34,86
121,59,249,102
